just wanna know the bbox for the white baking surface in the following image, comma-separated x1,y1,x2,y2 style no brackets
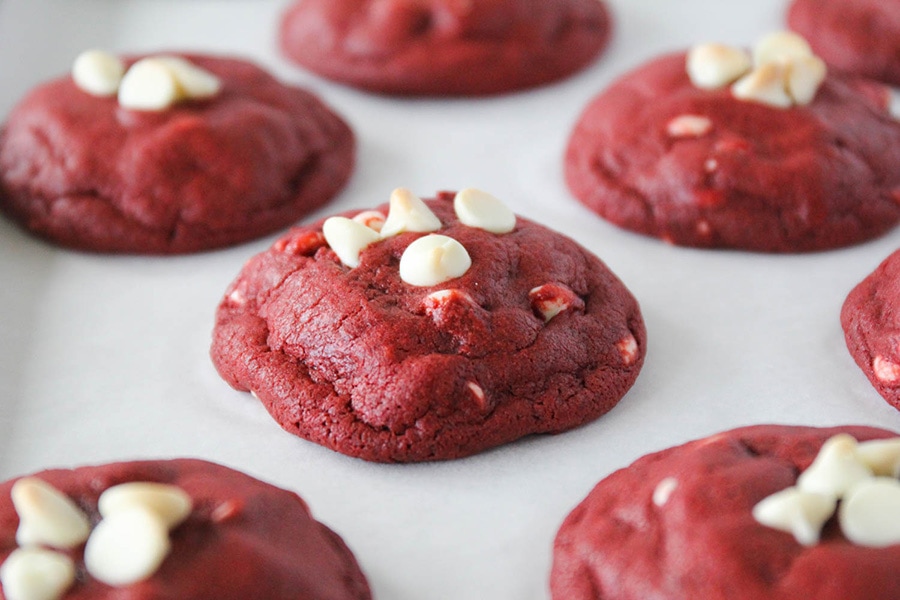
1,0,899,598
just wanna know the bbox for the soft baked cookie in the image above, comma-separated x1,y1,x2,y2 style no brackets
565,32,900,252
0,51,354,254
552,424,900,600
842,249,900,411
789,0,900,86
0,458,371,599
278,0,612,96
210,188,646,462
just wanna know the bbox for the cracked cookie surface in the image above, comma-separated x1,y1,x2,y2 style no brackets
842,249,900,411
551,424,900,600
279,0,612,96
0,54,354,254
565,52,900,252
0,459,371,599
210,193,645,462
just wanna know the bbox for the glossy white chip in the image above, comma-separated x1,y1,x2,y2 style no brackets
118,58,180,111
686,43,752,89
99,482,192,530
72,49,125,97
797,434,873,498
787,55,827,105
322,216,382,268
153,55,221,99
666,115,713,138
857,438,900,477
752,486,836,546
753,31,813,66
839,478,900,547
453,188,516,234
0,548,76,600
731,63,793,108
11,478,91,550
652,477,678,507
399,234,471,287
380,188,442,237
84,507,171,586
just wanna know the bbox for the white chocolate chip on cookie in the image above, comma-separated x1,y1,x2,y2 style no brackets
453,188,516,234
786,55,827,105
152,55,221,100
11,478,91,550
529,283,582,322
98,482,192,530
752,486,836,546
731,63,793,108
322,216,382,268
84,507,172,586
839,478,900,547
399,234,471,286
856,438,900,477
686,43,752,89
118,57,181,111
380,188,442,237
753,31,813,66
872,355,900,384
0,548,76,600
797,434,873,498
72,49,125,97
666,115,713,138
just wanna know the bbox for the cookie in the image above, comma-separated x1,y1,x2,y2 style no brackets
565,32,900,252
789,0,900,86
552,424,900,600
278,0,612,96
0,458,371,599
210,188,646,462
0,51,354,254
842,249,900,411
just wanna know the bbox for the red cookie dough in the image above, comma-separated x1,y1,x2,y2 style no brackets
0,54,354,254
0,459,371,600
789,0,900,86
842,249,900,410
210,192,646,462
551,424,900,600
565,52,900,252
279,0,612,96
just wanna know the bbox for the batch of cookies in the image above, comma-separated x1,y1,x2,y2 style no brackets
0,0,899,598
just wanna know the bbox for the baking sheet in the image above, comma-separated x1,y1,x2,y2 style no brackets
1,1,899,598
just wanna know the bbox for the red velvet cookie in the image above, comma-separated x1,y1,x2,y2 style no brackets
0,459,371,599
210,189,646,462
278,0,612,96
789,0,900,86
565,49,900,252
842,249,900,411
0,53,354,254
552,424,900,600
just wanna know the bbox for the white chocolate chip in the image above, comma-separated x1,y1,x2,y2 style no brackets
118,57,180,111
84,507,171,587
466,381,486,407
872,355,900,384
352,210,387,233
98,483,192,530
152,56,221,99
752,486,836,546
423,289,477,312
616,334,640,366
652,477,678,507
529,284,581,322
686,43,752,89
399,234,471,287
380,188,442,237
731,63,793,108
11,478,91,550
797,434,873,498
786,55,827,105
838,477,900,547
753,31,813,66
856,438,900,477
453,188,516,234
666,115,713,138
72,50,125,97
322,216,382,268
0,548,76,600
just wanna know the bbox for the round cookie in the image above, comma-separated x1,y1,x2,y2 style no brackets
0,458,371,599
842,249,900,411
565,48,900,252
210,189,646,462
278,0,612,96
0,53,354,254
789,0,900,86
552,424,900,600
